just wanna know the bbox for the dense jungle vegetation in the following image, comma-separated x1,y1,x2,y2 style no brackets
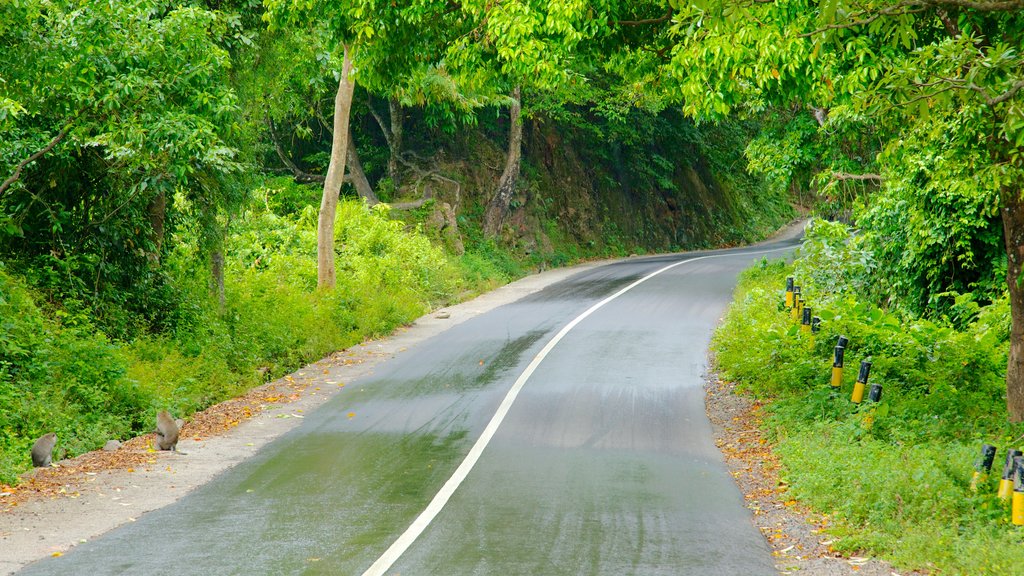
2,1,1024,571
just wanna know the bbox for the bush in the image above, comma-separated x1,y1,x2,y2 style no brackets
712,226,1024,574
0,194,465,485
0,264,148,484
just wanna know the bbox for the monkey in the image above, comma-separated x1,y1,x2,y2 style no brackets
31,433,57,467
155,410,180,451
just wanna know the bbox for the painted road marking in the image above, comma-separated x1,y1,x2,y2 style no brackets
361,246,793,576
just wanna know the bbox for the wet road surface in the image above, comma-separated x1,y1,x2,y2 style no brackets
19,238,798,576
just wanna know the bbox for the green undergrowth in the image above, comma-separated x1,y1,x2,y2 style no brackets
0,186,481,485
712,220,1024,575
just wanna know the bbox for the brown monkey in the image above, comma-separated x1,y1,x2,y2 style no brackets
155,411,180,451
31,433,57,467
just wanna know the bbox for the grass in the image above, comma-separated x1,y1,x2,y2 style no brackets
712,255,1024,574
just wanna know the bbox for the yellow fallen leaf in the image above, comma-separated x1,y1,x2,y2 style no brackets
347,412,356,419
51,552,63,558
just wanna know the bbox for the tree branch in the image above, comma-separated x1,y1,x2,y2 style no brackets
366,99,393,149
0,119,75,197
833,171,883,182
987,79,1024,106
615,7,673,26
267,116,326,184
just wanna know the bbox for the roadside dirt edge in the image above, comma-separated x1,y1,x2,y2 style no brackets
704,371,924,576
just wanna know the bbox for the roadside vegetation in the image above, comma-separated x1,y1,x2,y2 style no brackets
714,220,1021,574
0,185,468,485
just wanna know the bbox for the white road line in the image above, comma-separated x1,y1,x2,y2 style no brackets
361,245,793,576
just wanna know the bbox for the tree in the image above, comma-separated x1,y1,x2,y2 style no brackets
483,86,524,237
0,0,242,333
316,47,355,290
645,1,1023,418
263,0,468,289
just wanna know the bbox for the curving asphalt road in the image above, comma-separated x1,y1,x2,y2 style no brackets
19,234,800,576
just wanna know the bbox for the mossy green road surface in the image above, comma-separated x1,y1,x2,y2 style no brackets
18,239,799,576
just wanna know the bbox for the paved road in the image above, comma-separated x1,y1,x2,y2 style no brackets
19,237,799,576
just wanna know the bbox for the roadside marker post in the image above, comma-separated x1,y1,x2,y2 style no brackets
791,287,802,321
861,383,883,430
867,383,882,402
831,345,845,391
998,449,1021,500
971,444,997,493
785,277,795,308
811,316,821,334
851,360,871,404
801,307,812,333
1013,456,1024,526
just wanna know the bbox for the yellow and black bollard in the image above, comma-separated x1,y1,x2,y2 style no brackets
837,335,849,349
791,287,802,321
868,383,882,402
862,383,883,429
998,449,1021,500
851,360,872,404
785,277,795,308
1013,456,1024,526
971,444,997,493
831,345,845,391
811,316,821,334
801,307,812,333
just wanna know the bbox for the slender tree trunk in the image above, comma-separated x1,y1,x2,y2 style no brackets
317,45,356,290
483,86,523,237
146,189,166,265
210,248,226,312
1001,182,1024,422
346,127,379,205
388,97,404,187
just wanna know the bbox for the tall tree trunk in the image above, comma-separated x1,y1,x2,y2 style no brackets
146,189,166,265
483,86,523,237
317,45,356,290
210,248,226,312
346,127,379,205
1001,182,1024,422
388,97,404,187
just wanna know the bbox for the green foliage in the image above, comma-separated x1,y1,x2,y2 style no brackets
857,109,1005,317
791,219,874,301
713,234,1022,574
0,0,246,340
0,190,466,485
0,263,150,484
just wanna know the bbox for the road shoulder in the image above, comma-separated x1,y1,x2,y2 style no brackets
704,372,923,576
